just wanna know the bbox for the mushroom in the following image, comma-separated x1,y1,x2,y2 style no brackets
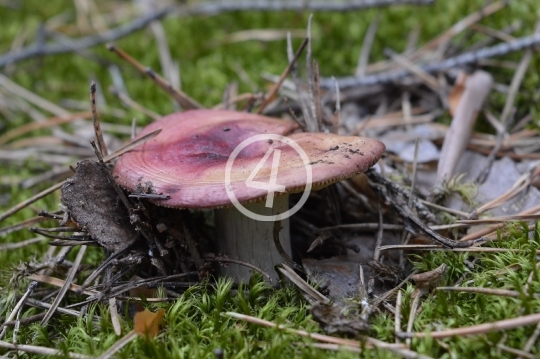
113,109,385,284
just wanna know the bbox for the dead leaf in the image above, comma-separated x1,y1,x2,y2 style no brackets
133,308,166,339
411,263,447,290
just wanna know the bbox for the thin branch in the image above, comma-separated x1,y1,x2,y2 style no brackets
398,312,540,339
323,33,540,88
257,38,308,114
0,181,65,223
41,245,87,325
106,44,202,110
0,340,93,359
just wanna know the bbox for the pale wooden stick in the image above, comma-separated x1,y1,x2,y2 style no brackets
109,298,122,335
0,111,91,145
0,281,37,339
257,38,308,114
355,15,380,77
97,331,137,359
408,1,506,59
0,181,64,223
0,340,93,359
225,312,433,359
27,274,99,296
436,286,540,298
401,312,540,339
41,245,88,325
102,129,161,163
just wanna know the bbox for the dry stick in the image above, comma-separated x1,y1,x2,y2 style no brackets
97,331,137,359
378,244,540,253
0,0,436,67
409,0,507,59
323,33,540,88
385,49,439,93
458,213,540,224
183,0,434,14
367,170,477,248
469,169,533,219
522,321,540,354
312,60,323,131
470,23,516,43
107,44,202,110
109,297,122,336
436,286,540,299
0,73,69,116
305,14,315,126
399,312,540,339
368,202,384,295
395,290,403,344
25,298,86,318
0,216,49,237
257,38,308,114
0,180,64,223
224,312,433,359
90,81,108,157
500,21,540,126
278,264,330,305
109,87,163,121
0,6,174,68
317,222,404,232
0,111,91,145
102,128,162,163
149,17,179,95
0,281,37,339
110,87,161,121
419,199,470,218
0,340,93,359
331,78,341,134
498,344,535,359
356,14,380,77
1,237,46,250
286,33,308,131
41,245,87,326
405,293,421,347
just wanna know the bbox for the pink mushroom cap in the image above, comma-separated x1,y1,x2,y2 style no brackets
113,110,385,208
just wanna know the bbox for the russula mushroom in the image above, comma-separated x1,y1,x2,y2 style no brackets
113,109,385,284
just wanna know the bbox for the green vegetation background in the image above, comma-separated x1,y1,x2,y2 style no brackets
1,0,540,357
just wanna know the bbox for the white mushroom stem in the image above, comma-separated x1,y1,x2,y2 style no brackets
214,195,291,285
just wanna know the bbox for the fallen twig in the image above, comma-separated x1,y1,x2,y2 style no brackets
322,33,540,88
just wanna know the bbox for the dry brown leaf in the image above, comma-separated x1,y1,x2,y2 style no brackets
411,263,447,289
133,308,166,338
